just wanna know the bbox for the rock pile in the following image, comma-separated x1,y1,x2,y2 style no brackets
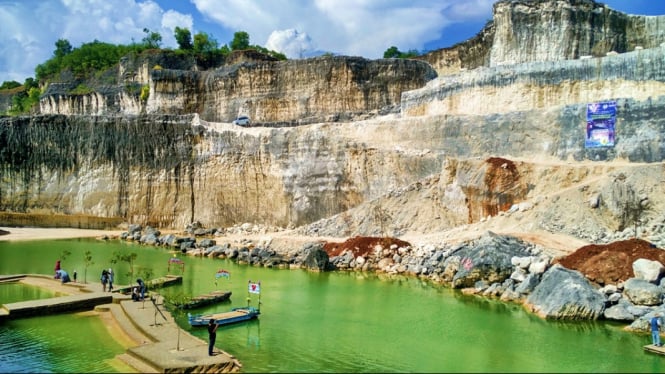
119,224,665,335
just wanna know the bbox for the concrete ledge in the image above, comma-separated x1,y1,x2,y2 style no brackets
4,293,113,319
0,274,242,372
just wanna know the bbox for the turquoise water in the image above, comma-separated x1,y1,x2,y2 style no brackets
0,312,128,373
0,282,57,304
0,238,663,373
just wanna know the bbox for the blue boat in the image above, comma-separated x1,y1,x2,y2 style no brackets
188,280,262,327
188,306,260,326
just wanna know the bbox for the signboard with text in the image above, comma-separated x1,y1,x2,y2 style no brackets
585,101,616,148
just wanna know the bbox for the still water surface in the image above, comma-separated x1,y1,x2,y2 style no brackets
0,238,663,373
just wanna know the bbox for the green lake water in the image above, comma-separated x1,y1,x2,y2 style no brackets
0,237,663,373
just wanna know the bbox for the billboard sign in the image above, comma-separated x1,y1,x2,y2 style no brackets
585,101,616,148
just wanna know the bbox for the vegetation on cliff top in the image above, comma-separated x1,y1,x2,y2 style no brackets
0,28,287,116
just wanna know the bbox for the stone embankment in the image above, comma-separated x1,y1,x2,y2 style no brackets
0,274,242,373
120,223,665,337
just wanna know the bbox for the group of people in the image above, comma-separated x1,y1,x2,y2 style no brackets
53,260,74,283
52,259,149,305
100,268,114,292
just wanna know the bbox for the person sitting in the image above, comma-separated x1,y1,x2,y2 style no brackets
59,270,71,284
131,287,140,301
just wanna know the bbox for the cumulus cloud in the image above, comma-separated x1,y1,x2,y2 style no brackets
0,0,496,82
193,0,493,58
265,29,314,59
0,0,190,82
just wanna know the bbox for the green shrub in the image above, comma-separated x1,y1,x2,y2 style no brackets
140,84,150,102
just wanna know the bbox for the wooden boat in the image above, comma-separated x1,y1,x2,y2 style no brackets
188,306,260,326
173,290,232,309
188,279,262,327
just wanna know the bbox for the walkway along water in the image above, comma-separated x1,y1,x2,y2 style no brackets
0,274,242,373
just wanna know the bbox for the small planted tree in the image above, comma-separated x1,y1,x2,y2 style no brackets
83,250,94,284
163,292,191,351
111,251,138,284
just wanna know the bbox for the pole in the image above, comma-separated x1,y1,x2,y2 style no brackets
247,279,251,308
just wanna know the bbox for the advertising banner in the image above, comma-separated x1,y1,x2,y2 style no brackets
585,101,616,148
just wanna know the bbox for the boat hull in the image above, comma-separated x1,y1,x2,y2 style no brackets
188,307,260,327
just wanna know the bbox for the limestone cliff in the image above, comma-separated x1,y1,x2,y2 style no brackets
147,56,436,124
417,0,665,75
2,0,665,247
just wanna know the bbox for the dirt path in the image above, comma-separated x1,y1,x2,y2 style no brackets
0,227,123,241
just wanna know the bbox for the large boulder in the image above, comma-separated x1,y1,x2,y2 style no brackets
632,258,665,283
525,264,605,320
623,278,663,306
294,242,331,272
443,232,533,288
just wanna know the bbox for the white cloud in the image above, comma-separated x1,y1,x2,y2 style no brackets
0,0,495,83
265,29,314,59
0,0,191,82
193,0,493,58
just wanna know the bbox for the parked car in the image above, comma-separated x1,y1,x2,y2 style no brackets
233,116,251,126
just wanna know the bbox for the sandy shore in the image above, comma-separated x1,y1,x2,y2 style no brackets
0,227,123,241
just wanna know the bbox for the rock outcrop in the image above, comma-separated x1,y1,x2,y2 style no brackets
417,0,665,75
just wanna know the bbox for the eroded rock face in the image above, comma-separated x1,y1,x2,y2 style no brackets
147,56,437,124
4,85,665,231
417,0,665,75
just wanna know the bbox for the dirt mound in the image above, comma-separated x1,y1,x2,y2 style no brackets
323,236,412,257
321,236,665,288
554,238,665,285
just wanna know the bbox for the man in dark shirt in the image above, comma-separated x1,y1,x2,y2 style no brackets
208,319,219,356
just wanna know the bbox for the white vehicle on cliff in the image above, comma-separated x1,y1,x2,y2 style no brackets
232,115,251,126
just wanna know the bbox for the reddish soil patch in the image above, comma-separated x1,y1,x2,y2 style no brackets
554,238,665,285
323,236,412,257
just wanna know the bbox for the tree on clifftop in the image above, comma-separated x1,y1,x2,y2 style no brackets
231,31,250,51
383,45,419,59
174,27,193,50
142,28,162,49
54,39,73,58
193,31,219,53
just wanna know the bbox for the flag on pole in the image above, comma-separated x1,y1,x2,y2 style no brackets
248,281,261,294
215,269,230,279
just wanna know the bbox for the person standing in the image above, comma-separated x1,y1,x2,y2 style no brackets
101,269,108,292
208,319,219,356
107,268,114,292
73,270,77,283
137,278,146,300
651,313,662,347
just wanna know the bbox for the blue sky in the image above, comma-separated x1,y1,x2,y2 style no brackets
1,0,664,83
